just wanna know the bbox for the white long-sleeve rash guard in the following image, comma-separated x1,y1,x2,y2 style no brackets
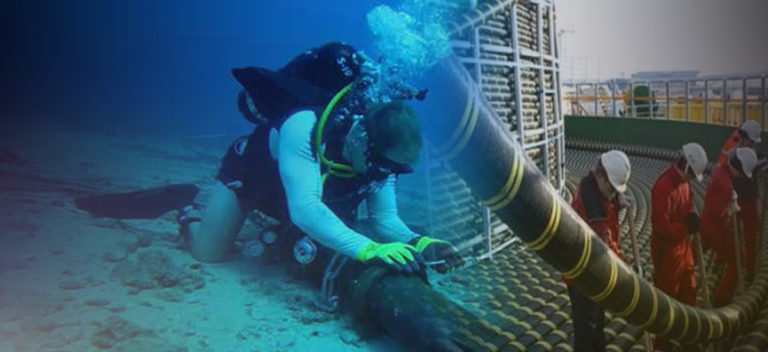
275,110,418,259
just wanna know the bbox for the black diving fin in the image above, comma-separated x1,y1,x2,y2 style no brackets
74,184,199,219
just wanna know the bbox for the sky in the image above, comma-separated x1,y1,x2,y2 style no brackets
557,0,768,79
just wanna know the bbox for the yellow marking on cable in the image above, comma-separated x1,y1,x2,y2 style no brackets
591,260,618,302
661,295,676,335
540,320,557,331
526,330,542,340
496,329,519,343
506,341,527,351
485,153,521,206
617,274,640,317
441,100,480,160
563,229,592,279
707,315,714,340
551,329,568,340
693,310,702,341
489,151,526,211
534,341,553,351
641,289,659,328
673,303,689,341
435,83,473,155
528,195,561,250
716,316,724,338
466,334,498,352
747,332,768,343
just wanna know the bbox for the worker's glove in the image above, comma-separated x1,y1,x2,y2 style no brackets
686,213,700,235
727,201,741,216
410,236,464,274
357,242,423,275
617,194,633,210
631,263,645,279
727,190,740,216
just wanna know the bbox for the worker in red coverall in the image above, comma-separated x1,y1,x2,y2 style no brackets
567,150,631,352
651,143,708,352
702,148,758,306
651,143,708,306
717,120,763,280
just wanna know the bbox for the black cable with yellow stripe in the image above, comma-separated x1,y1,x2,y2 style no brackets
420,55,768,344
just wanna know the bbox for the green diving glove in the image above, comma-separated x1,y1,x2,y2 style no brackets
410,236,464,274
357,242,423,275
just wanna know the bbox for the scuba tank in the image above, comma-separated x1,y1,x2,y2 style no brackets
293,236,317,265
231,42,427,127
238,225,284,260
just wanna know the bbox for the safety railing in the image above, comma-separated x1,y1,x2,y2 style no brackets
563,74,768,129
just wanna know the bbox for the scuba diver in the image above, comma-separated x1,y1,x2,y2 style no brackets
178,42,463,275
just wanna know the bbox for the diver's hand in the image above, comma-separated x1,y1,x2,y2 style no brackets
357,242,423,275
410,236,464,274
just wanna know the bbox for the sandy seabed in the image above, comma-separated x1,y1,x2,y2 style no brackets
0,124,404,352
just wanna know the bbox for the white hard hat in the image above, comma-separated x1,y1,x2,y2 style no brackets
733,147,758,178
600,150,631,193
740,120,762,144
681,143,708,182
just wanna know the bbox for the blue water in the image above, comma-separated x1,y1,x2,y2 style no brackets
0,2,462,351
3,0,409,136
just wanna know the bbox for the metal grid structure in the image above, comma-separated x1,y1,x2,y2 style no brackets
425,0,564,260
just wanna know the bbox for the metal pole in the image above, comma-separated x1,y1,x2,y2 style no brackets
630,82,635,117
511,5,525,136
611,80,618,116
759,174,768,273
470,26,493,258
627,207,654,352
693,231,712,308
763,76,767,129
649,81,654,119
685,80,691,122
425,148,434,237
723,79,729,126
742,77,748,124
733,214,745,295
666,81,671,120
594,82,599,116
575,83,581,115
705,80,710,124
536,3,549,179
550,4,565,193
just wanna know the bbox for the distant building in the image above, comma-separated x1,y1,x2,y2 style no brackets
630,71,700,82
